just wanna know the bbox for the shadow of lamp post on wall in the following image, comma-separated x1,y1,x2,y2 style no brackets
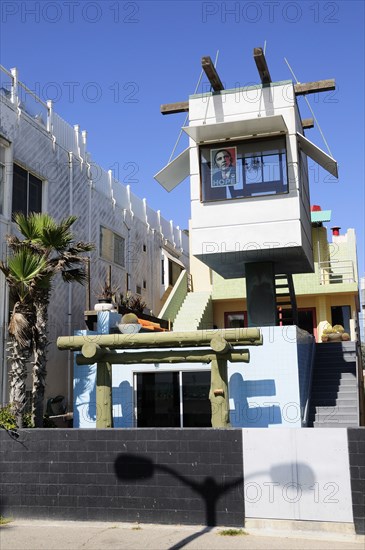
114,454,244,528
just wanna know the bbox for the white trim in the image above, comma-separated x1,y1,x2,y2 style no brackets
162,248,186,269
154,147,190,191
182,115,288,144
297,132,338,178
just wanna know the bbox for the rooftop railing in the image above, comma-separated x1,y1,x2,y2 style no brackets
319,260,356,285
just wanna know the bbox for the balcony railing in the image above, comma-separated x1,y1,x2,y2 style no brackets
319,260,355,285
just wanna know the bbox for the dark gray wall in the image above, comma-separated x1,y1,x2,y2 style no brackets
1,427,364,534
0,429,244,527
348,428,365,535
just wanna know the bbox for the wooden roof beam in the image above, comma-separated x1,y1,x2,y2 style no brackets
253,47,272,84
161,101,189,115
201,56,224,92
302,118,314,129
294,79,335,96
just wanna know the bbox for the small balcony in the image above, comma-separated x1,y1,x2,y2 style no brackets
319,260,356,285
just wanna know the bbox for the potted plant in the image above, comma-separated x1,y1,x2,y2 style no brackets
94,281,119,311
321,324,350,342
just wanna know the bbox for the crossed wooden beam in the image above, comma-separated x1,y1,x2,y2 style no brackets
160,47,335,131
57,328,262,429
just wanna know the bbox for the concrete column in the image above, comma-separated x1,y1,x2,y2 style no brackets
246,262,277,327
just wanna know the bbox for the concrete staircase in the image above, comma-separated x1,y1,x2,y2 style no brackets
172,291,212,331
308,342,359,428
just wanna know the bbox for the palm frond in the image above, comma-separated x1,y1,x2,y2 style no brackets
13,212,42,240
8,309,32,348
62,268,86,284
8,250,47,284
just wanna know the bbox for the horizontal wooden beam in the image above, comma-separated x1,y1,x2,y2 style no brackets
201,56,224,92
58,328,262,352
294,79,335,96
160,80,335,115
161,101,189,115
302,118,314,129
253,47,272,84
76,349,250,366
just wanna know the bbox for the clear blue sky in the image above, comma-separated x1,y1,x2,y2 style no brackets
1,0,364,273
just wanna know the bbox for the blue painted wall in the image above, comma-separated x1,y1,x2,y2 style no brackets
73,315,315,428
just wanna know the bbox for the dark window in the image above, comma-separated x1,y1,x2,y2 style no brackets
136,371,211,428
297,308,317,338
224,311,247,328
331,305,351,334
137,372,180,428
143,244,147,252
168,259,182,286
182,371,211,427
12,164,42,216
136,284,142,295
200,136,288,202
161,259,165,285
143,280,146,289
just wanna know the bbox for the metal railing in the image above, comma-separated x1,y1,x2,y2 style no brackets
319,260,355,285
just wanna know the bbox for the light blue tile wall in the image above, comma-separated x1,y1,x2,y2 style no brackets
73,315,314,429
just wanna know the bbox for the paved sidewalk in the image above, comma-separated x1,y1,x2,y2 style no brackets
0,520,364,550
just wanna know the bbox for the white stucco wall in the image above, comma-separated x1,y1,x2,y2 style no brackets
0,91,189,407
243,428,353,522
188,82,313,276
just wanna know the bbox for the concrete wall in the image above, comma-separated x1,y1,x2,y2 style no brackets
0,428,363,533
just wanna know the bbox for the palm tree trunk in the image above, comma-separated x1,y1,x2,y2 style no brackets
32,297,49,428
8,338,30,428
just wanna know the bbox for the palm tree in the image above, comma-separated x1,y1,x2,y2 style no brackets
0,250,46,426
1,213,94,427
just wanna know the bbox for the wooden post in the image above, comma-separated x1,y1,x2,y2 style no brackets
209,357,231,428
96,361,113,429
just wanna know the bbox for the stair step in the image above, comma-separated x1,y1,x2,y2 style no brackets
310,393,357,401
313,422,359,428
313,378,357,386
313,373,356,380
315,409,358,418
312,399,357,413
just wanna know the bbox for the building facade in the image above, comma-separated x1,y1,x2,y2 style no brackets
0,66,188,409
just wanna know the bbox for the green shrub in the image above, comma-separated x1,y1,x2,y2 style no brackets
0,405,17,430
0,404,55,429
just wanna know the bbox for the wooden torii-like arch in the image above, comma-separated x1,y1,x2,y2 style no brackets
57,328,262,429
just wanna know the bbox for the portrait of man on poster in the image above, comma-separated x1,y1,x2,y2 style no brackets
211,147,237,188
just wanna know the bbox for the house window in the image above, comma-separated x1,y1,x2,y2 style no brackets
200,136,288,202
143,244,147,252
168,258,182,286
143,280,146,289
224,312,247,328
12,163,42,216
331,305,351,334
298,308,317,340
136,284,142,295
99,226,125,267
161,259,165,285
136,371,211,428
